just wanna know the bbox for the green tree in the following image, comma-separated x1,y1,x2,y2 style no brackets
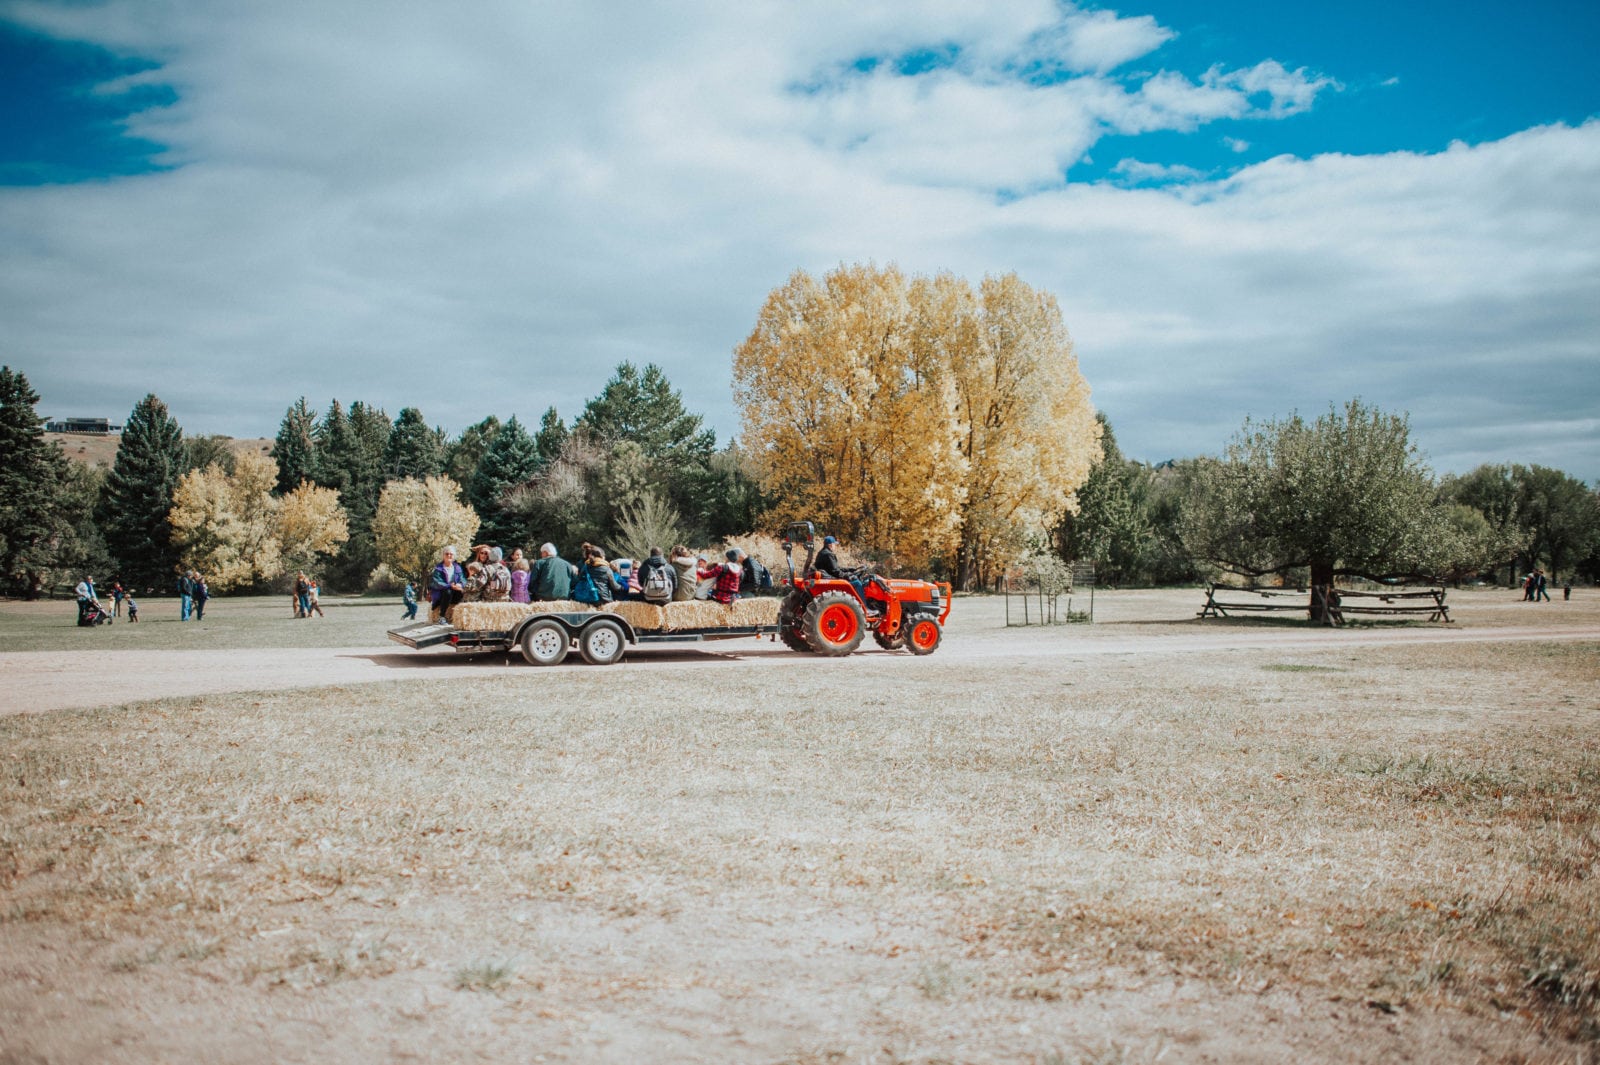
1057,415,1155,586
0,367,99,597
533,407,567,465
314,400,391,588
385,407,445,481
184,434,237,476
97,393,186,590
1510,465,1598,583
469,415,541,547
1439,464,1525,583
1179,399,1457,618
577,362,715,462
270,397,319,495
446,415,501,488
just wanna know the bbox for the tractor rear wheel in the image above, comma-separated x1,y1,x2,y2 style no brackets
904,616,943,656
803,592,866,656
778,589,814,652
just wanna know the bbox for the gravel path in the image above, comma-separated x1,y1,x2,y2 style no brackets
7,620,1596,716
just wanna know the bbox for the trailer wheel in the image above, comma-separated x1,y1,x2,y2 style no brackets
803,592,866,656
872,629,906,651
520,618,569,666
579,618,627,665
905,616,942,656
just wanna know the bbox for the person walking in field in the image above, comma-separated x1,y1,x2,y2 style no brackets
177,569,195,620
193,575,209,620
402,581,419,620
1535,570,1551,602
125,593,138,622
293,572,311,618
110,582,124,618
307,579,326,617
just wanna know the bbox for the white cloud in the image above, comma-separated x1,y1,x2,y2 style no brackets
1111,158,1206,184
1,3,1595,482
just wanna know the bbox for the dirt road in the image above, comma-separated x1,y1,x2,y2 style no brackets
8,617,1596,716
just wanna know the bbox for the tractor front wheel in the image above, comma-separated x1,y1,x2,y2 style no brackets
803,592,866,656
904,616,943,656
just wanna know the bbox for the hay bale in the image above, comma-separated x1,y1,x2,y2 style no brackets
450,601,536,631
529,599,597,614
606,600,665,631
661,597,780,631
449,599,599,631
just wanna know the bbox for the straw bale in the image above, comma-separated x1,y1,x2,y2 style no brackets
450,599,598,631
530,599,597,615
605,600,666,631
661,597,781,631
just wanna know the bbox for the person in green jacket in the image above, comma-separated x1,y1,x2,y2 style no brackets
530,542,574,602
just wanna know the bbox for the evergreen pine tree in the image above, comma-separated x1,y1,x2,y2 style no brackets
384,407,444,480
314,400,391,589
0,367,80,597
446,415,501,487
270,397,319,494
97,393,185,590
313,400,352,496
469,415,541,546
533,406,568,466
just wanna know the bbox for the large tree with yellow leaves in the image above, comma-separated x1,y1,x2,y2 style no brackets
733,264,1099,583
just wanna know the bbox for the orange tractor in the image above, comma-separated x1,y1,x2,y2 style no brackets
777,521,952,656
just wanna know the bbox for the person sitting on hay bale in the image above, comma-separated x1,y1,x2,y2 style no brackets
698,549,744,605
637,546,677,605
430,546,466,620
669,545,698,602
531,542,573,602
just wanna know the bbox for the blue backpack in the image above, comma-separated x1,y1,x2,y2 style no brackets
571,566,600,604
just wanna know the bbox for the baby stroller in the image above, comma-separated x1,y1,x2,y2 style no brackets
78,599,112,627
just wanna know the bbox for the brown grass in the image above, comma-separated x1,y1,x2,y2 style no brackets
1,590,1597,1061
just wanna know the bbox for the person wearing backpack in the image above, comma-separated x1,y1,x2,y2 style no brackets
638,546,677,605
738,549,772,596
574,544,619,605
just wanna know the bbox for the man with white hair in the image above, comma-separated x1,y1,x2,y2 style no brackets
530,542,573,602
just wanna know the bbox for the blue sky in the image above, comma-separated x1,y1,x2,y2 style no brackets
1,1,1597,481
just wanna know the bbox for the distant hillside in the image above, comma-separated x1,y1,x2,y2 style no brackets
48,433,274,470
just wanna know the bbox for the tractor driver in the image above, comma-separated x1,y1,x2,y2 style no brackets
814,536,844,579
817,535,889,616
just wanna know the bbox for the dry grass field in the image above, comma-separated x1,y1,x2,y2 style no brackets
1,588,1596,1063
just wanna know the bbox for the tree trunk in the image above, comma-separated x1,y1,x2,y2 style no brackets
1308,561,1335,623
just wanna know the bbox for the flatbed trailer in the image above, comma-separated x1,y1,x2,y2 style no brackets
388,611,779,667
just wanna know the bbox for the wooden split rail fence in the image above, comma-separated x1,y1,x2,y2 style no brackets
1199,584,1451,626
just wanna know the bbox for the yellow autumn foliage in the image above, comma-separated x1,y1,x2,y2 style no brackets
374,475,481,589
734,264,1099,582
168,451,299,591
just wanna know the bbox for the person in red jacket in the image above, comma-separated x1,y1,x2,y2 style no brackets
698,549,744,604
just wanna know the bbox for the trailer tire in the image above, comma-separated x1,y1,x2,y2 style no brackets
905,616,942,656
520,618,570,666
579,618,627,665
803,592,866,656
